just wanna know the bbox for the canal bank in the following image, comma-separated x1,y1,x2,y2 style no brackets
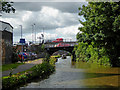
20,56,120,89
2,57,56,90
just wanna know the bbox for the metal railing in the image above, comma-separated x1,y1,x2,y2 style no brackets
13,39,78,47
44,42,78,48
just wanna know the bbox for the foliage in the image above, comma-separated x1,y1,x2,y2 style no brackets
43,53,50,62
32,62,55,78
74,42,110,66
51,55,61,58
2,62,55,89
41,44,45,51
29,44,45,54
49,57,57,66
12,47,20,63
66,52,71,56
2,72,32,89
1,1,15,13
76,2,120,66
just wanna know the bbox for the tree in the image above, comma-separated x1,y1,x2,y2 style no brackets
0,0,15,13
76,2,120,66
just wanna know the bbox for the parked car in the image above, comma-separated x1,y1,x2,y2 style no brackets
18,52,38,61
25,52,32,60
18,52,28,61
31,52,37,59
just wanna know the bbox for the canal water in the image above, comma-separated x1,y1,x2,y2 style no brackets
20,56,120,89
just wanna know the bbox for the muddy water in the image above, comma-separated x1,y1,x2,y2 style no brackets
20,56,120,89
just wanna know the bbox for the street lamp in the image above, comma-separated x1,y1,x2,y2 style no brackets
34,23,36,44
19,25,22,39
31,25,34,43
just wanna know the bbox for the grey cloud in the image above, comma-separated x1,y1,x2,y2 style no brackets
13,2,87,13
1,2,86,42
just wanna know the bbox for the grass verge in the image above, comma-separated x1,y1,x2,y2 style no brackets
2,62,25,71
51,55,61,58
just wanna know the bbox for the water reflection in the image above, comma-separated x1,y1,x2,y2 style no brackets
20,56,120,89
71,60,120,88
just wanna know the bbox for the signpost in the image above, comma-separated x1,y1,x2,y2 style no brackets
19,39,25,43
19,39,26,62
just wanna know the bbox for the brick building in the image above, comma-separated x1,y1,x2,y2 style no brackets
14,43,28,53
0,21,13,64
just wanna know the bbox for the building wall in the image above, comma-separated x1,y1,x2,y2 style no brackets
0,30,1,88
15,45,28,53
0,21,13,64
2,31,13,64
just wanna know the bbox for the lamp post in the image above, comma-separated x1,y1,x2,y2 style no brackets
19,25,22,39
34,23,36,44
19,25,23,62
31,25,34,43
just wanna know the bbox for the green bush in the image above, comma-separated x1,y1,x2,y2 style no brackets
2,72,32,89
43,53,50,62
74,42,110,66
49,57,57,66
66,53,71,56
32,62,55,78
11,48,20,63
2,62,55,90
76,2,120,67
51,55,61,58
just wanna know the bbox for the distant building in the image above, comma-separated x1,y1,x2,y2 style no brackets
0,21,13,64
14,43,28,53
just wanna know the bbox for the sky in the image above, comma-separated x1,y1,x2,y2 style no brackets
0,1,87,43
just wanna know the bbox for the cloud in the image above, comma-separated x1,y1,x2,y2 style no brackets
12,0,86,2
55,24,82,41
13,2,87,13
1,2,85,43
22,24,82,43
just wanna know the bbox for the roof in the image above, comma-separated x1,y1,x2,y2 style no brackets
0,20,13,29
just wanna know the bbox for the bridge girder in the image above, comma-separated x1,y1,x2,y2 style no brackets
45,46,74,55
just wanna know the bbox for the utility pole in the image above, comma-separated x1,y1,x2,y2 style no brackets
34,23,36,44
19,25,22,39
31,25,34,43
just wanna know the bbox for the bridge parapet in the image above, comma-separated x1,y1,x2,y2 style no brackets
44,42,78,48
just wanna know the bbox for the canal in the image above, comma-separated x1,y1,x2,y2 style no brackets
20,56,120,89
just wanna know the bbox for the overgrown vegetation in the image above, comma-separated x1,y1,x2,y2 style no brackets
11,47,21,63
75,2,120,67
43,53,51,62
